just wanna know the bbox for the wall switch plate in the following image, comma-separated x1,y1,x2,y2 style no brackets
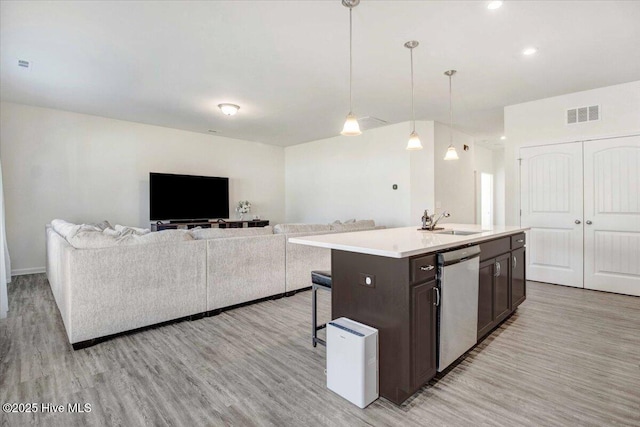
359,273,375,288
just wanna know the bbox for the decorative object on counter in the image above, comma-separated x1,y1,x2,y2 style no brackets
443,69,459,160
235,200,251,220
340,0,362,136
405,40,423,150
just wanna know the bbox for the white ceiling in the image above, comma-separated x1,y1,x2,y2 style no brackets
2,1,639,147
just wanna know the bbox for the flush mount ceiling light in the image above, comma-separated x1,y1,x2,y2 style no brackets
218,103,240,116
500,135,506,140
487,1,503,10
405,41,423,151
443,70,459,161
340,0,362,136
522,47,537,56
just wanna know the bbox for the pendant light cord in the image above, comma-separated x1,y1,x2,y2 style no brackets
349,7,353,114
410,47,415,133
449,74,453,144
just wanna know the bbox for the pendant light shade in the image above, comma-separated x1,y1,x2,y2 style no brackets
405,40,423,150
407,131,422,150
444,145,460,160
341,113,361,136
443,69,458,160
341,0,361,136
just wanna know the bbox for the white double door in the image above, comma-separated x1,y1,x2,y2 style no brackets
520,135,640,296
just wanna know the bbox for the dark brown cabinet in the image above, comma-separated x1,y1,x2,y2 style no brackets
494,253,511,323
411,279,437,388
477,254,511,339
478,235,526,340
511,247,526,308
478,259,495,338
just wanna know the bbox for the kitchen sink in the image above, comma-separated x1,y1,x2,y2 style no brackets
435,230,482,236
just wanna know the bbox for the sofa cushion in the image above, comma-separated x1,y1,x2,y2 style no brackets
273,223,332,234
118,229,194,245
191,226,273,240
329,219,376,232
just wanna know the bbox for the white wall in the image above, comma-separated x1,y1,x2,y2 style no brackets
285,121,435,228
434,122,476,224
0,102,285,274
504,80,640,225
473,144,494,225
492,148,506,226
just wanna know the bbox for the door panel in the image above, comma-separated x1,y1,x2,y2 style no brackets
493,254,511,323
520,142,584,287
477,259,494,339
511,248,526,308
411,280,437,387
584,136,640,296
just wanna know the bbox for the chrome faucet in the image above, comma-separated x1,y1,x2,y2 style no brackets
421,209,451,230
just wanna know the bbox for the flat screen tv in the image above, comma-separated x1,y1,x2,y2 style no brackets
150,172,229,221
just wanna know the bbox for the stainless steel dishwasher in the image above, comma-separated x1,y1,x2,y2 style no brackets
436,245,481,372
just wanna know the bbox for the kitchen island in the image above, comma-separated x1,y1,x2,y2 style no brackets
289,224,529,405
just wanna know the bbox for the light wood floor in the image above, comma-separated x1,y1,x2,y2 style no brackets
1,274,639,427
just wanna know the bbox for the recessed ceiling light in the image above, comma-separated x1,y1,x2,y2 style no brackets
218,103,240,116
500,135,506,140
522,47,537,56
487,1,503,10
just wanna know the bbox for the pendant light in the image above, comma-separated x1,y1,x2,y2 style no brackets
341,0,361,136
443,70,459,160
405,41,423,150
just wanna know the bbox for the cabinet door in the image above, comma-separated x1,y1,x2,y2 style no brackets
411,280,437,388
493,253,511,323
478,259,495,339
511,248,526,308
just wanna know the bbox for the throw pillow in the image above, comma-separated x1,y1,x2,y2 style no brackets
191,226,273,240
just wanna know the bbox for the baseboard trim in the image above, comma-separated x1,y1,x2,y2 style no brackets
11,267,46,276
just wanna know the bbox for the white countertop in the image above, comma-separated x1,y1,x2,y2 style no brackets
288,223,529,258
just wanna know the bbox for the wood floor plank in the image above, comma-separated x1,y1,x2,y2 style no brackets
1,274,639,426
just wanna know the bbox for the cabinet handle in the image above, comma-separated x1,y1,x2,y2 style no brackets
513,256,517,270
516,239,524,243
575,219,581,225
495,261,501,277
586,220,593,225
434,287,440,306
420,265,435,272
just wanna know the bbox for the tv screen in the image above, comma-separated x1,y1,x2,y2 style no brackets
150,173,229,221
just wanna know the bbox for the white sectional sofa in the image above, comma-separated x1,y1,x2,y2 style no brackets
45,219,380,348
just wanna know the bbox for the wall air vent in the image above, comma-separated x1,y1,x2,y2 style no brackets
567,105,600,125
18,59,30,69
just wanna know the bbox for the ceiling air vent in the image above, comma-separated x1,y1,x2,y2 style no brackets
567,105,600,125
359,116,388,131
18,59,30,69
